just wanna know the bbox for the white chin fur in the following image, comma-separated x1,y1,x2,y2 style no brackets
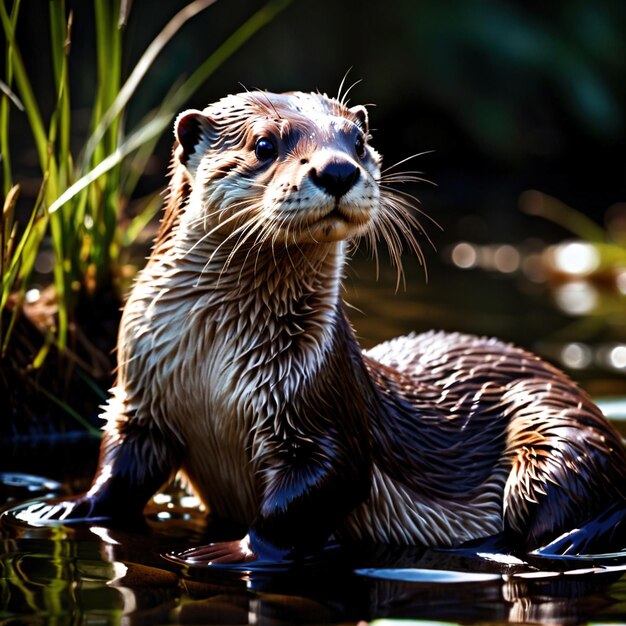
281,216,371,244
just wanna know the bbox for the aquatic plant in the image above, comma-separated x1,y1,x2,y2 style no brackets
0,0,292,428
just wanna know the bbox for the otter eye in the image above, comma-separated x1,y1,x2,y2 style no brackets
255,137,277,161
355,135,366,159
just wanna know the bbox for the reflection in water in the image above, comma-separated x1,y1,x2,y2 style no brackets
553,280,598,315
450,242,478,269
439,236,626,387
2,222,625,623
560,342,594,370
449,242,521,274
549,241,601,277
2,490,626,625
609,345,626,370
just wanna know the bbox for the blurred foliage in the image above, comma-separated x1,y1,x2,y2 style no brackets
197,0,624,171
401,0,625,156
0,0,292,430
1,0,624,431
0,0,291,353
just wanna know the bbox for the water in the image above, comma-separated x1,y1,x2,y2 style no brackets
1,250,625,625
2,489,626,625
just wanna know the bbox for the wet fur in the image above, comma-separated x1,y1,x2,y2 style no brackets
23,91,626,556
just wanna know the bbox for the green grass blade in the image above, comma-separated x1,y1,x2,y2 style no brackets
76,367,109,401
1,199,46,311
48,212,68,348
1,184,19,245
0,78,23,110
119,191,163,248
45,2,77,349
0,1,49,173
49,113,172,215
2,175,49,357
1,183,20,347
521,191,608,243
121,0,293,202
48,2,72,190
34,383,101,435
1,213,48,358
170,0,293,111
81,0,219,173
87,0,122,284
0,0,22,197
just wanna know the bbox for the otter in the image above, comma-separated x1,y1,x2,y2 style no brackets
15,91,626,564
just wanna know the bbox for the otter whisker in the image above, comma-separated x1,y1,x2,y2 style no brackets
221,214,262,266
380,196,429,263
381,151,435,175
269,211,294,273
183,201,257,260
379,173,435,187
380,194,439,261
215,233,260,287
336,72,362,108
290,224,335,277
379,184,442,233
232,205,288,282
249,90,283,122
240,220,275,280
282,218,309,277
380,193,429,243
371,185,431,288
182,194,256,235
186,212,254,273
227,228,266,286
252,217,281,278
247,209,286,277
216,206,269,285
379,169,430,178
198,206,263,284
362,219,381,281
241,180,271,194
376,207,409,282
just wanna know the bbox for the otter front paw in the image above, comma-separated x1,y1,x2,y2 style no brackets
8,495,106,526
170,536,257,566
166,531,301,568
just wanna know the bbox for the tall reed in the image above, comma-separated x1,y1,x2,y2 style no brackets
0,0,292,426
1,0,292,357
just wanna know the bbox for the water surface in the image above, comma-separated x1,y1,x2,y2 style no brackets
2,248,625,625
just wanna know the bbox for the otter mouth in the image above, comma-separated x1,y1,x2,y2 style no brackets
325,206,350,222
315,202,370,227
276,201,373,243
289,201,373,243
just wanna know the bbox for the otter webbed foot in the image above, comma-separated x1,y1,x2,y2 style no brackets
6,426,183,529
530,502,626,557
171,537,257,566
6,495,111,526
167,532,298,567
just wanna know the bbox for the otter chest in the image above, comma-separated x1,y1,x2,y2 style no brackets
167,315,265,525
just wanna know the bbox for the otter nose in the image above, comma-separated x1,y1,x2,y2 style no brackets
309,160,360,199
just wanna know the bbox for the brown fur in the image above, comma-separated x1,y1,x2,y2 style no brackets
18,91,626,560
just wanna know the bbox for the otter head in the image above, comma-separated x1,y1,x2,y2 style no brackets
171,91,382,247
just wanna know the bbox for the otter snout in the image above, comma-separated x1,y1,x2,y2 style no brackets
309,159,361,199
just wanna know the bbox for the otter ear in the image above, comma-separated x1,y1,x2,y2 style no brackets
350,105,369,134
174,109,215,167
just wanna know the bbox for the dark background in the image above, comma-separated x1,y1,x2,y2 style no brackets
6,0,626,387
3,0,626,465
13,0,626,229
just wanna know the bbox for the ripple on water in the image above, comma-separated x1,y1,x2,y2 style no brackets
354,567,501,584
0,472,62,502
